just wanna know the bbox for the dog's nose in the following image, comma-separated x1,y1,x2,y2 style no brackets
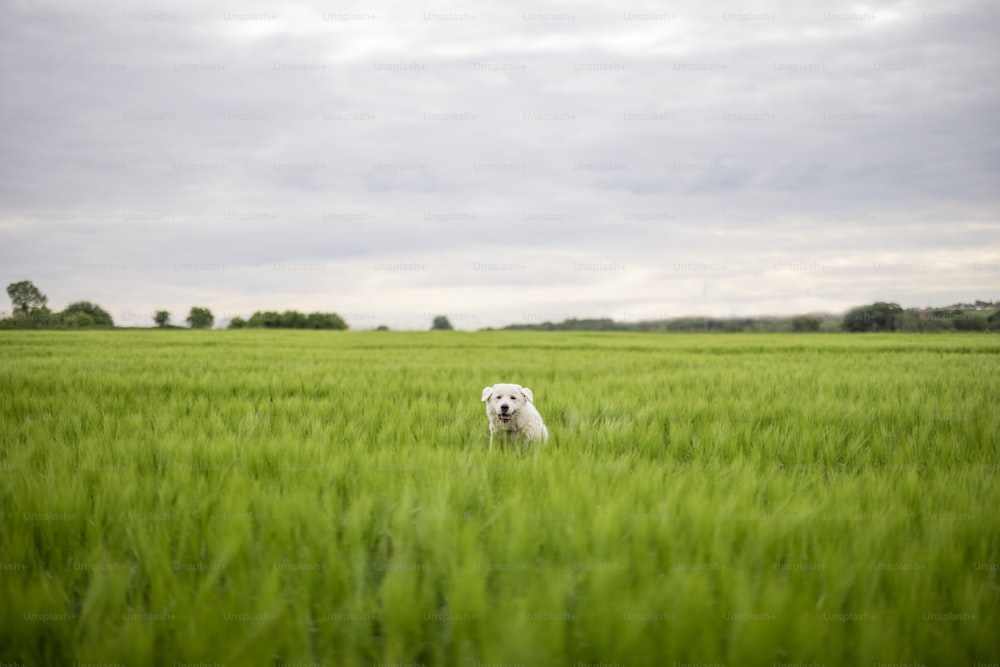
500,404,509,413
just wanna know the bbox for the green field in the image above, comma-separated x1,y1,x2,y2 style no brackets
1,330,998,666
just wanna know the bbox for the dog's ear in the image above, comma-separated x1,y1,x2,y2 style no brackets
481,386,495,402
521,387,535,403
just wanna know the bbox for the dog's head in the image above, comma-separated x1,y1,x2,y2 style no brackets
481,383,535,424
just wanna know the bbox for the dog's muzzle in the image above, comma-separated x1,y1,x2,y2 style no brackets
499,413,512,422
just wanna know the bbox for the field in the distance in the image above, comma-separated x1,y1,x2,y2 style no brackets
1,330,998,666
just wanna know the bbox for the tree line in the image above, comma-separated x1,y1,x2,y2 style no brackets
841,301,1000,333
4,280,997,333
2,281,349,330
228,311,347,330
2,281,114,328
499,302,1000,333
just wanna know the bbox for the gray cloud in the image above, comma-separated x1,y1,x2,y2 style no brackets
1,0,997,328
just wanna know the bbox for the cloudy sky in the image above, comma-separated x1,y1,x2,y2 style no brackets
1,0,997,329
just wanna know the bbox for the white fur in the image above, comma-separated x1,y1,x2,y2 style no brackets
481,383,549,450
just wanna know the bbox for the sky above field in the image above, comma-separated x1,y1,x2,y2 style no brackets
1,0,997,329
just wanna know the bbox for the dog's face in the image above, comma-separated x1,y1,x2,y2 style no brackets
481,383,535,424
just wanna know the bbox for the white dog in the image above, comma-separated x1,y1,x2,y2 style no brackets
481,383,549,450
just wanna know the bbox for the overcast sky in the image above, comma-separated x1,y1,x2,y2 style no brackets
1,0,997,329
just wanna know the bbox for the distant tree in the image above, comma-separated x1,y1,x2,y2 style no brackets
431,315,453,330
375,325,390,331
247,311,282,328
841,302,903,332
919,312,952,332
895,311,922,333
154,310,170,328
228,316,247,329
22,306,56,327
60,301,113,326
240,310,346,330
988,311,1000,332
303,312,324,329
951,312,987,332
280,310,308,328
304,312,347,330
791,315,821,332
842,305,874,332
186,307,214,329
63,312,95,328
6,280,47,318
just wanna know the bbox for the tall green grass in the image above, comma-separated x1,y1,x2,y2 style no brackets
1,330,998,665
